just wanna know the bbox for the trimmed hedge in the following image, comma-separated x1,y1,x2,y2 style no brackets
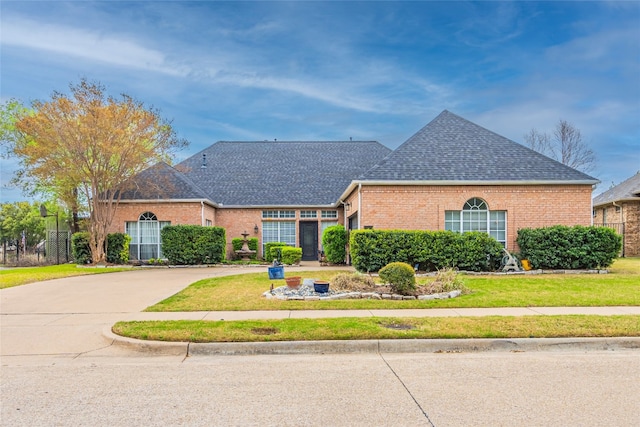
71,232,92,264
231,237,259,260
265,242,288,262
160,225,226,265
281,246,302,265
322,224,347,264
517,225,621,269
350,229,504,273
106,233,131,264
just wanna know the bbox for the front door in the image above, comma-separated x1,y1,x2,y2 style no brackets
299,221,318,261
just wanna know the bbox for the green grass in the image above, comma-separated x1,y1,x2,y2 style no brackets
113,315,640,342
0,264,131,289
146,258,640,311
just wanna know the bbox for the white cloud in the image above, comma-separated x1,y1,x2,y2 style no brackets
2,17,190,77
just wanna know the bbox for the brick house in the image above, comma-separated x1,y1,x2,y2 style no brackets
593,172,640,257
110,110,599,261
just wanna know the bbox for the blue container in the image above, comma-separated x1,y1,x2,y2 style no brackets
268,266,285,280
314,281,330,293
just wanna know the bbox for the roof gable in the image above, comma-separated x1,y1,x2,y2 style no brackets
360,110,598,183
593,172,640,206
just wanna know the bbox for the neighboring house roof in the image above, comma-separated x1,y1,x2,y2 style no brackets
174,141,392,206
358,110,599,184
119,162,210,201
593,172,640,207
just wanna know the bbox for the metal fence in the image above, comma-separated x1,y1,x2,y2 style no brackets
46,230,71,264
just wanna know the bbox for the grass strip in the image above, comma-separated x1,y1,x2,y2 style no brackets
0,264,131,289
113,315,640,343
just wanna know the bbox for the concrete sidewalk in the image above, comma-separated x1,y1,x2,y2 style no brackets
115,305,640,322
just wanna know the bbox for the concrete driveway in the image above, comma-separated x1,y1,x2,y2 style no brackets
0,266,267,358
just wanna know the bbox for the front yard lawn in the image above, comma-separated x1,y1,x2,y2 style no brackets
146,258,640,312
0,264,131,289
118,258,640,342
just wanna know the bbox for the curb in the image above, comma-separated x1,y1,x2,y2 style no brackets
103,326,189,356
103,327,640,356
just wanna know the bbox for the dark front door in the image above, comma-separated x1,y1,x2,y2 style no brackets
299,221,318,261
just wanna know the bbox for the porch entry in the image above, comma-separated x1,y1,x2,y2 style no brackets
299,221,318,261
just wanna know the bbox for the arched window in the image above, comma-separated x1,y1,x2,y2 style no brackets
445,198,506,246
125,212,170,260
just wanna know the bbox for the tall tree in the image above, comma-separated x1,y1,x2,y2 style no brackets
0,202,46,249
2,100,83,233
523,119,596,173
11,79,187,263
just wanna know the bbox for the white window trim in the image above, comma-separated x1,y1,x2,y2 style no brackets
445,199,507,247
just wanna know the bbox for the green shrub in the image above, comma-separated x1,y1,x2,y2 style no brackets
280,246,302,265
349,229,503,273
71,232,92,264
322,225,347,264
379,262,416,295
265,242,288,262
231,237,258,260
161,225,226,265
106,233,131,264
517,225,621,269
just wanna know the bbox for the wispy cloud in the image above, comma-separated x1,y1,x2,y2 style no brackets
2,17,190,76
2,14,449,116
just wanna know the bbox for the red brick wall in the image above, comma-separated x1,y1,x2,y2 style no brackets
623,201,640,256
109,184,597,257
109,202,214,233
110,204,345,259
358,184,594,250
216,208,263,256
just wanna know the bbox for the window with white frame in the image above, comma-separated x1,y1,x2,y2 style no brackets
300,210,317,218
262,210,295,219
125,212,170,260
321,210,338,219
262,221,296,254
445,198,506,246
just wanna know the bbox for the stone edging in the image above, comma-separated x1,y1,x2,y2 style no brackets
262,289,462,301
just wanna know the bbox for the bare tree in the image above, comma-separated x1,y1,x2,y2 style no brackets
523,128,550,155
524,119,596,173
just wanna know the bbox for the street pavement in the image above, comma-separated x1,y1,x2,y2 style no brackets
1,265,639,426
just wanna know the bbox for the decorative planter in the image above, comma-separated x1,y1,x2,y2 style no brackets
268,266,285,280
313,280,330,293
285,276,302,289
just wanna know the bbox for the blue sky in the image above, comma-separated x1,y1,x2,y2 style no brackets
1,0,639,202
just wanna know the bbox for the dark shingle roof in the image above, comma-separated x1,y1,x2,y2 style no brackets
119,162,209,200
593,172,640,206
360,110,599,183
176,141,391,206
